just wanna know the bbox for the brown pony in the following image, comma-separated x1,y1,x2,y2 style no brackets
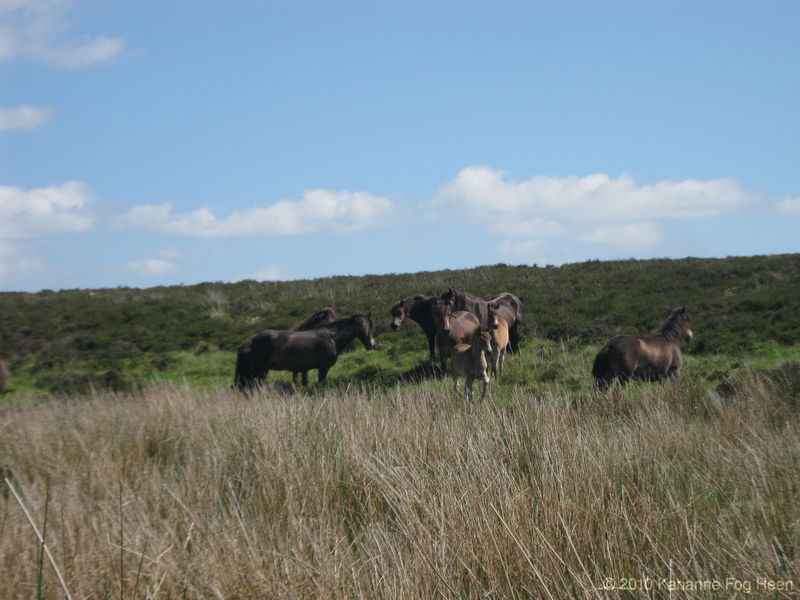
436,310,481,372
486,304,510,377
389,295,452,364
488,292,523,353
291,307,337,384
451,326,493,400
592,307,693,390
234,313,375,392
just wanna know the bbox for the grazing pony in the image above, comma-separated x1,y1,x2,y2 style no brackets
592,307,693,390
451,326,493,400
291,307,337,384
389,295,452,364
234,313,375,392
488,292,523,353
441,288,491,328
486,304,510,377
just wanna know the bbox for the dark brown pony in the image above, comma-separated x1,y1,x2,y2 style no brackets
441,288,490,327
234,313,375,392
488,292,523,353
291,307,337,384
389,295,452,364
592,307,693,390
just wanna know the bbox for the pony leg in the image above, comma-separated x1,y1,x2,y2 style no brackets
317,367,330,383
661,368,680,388
302,371,309,385
595,376,612,392
427,333,437,365
465,376,474,401
246,369,267,394
509,325,521,354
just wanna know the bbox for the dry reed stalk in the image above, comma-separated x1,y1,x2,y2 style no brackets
5,478,74,600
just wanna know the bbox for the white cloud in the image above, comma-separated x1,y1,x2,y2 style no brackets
0,180,94,237
127,258,179,277
233,265,286,282
0,104,55,130
431,167,749,223
120,189,395,238
430,166,753,260
0,0,125,67
777,197,800,216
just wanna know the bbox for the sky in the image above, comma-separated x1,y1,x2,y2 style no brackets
1,0,799,292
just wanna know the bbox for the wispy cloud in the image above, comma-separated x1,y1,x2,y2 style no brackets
0,0,125,67
127,257,179,277
233,265,286,282
0,180,94,237
0,104,55,130
777,197,800,216
120,190,395,238
0,239,46,284
579,222,665,248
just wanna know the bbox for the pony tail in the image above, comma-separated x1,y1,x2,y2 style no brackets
592,344,612,389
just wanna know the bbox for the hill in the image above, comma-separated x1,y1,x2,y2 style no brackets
1,254,799,395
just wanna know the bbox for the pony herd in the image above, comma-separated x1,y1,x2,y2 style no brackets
233,287,693,398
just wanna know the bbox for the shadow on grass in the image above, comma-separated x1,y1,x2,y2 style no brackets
393,361,446,385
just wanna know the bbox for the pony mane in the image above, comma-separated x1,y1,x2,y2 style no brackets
292,307,336,331
441,288,466,303
654,307,690,341
319,312,371,330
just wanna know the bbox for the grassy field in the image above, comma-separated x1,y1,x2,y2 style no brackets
1,361,798,598
1,255,799,597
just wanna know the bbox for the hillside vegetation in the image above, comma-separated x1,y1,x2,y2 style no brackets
1,254,799,395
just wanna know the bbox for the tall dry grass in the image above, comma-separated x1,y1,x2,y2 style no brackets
1,375,798,599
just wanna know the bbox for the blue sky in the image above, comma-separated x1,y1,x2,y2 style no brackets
1,0,799,292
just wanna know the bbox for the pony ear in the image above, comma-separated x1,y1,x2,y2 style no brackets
678,306,685,313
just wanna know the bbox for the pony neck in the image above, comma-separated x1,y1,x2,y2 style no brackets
656,322,685,343
329,317,362,351
408,297,434,321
